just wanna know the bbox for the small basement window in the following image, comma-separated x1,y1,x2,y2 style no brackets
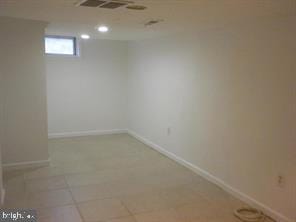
45,36,77,56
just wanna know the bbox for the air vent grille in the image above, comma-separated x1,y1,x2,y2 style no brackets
80,0,107,7
126,5,147,10
145,19,164,27
76,0,145,10
100,1,127,9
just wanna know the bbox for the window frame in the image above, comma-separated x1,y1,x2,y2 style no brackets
45,35,78,56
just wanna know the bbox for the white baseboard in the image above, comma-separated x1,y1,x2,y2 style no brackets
48,129,128,139
1,188,5,206
3,158,50,171
128,130,293,222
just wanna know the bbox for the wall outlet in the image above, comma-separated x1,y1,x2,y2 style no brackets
277,174,285,188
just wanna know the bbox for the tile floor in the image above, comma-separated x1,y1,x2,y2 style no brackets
2,134,258,222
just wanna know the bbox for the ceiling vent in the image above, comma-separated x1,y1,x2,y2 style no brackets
126,5,147,10
100,1,127,9
79,0,106,7
144,19,164,27
76,0,136,9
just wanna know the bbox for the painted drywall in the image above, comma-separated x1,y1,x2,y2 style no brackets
46,39,128,136
127,17,296,221
0,17,49,165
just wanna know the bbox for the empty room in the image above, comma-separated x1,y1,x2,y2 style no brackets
0,0,295,222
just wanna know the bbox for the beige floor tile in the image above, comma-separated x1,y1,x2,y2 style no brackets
61,163,96,174
3,172,28,209
37,205,82,222
77,198,131,222
26,176,67,192
65,169,128,187
133,208,179,222
136,169,194,190
28,189,74,209
50,149,86,162
173,201,224,221
103,216,137,222
206,215,241,222
121,185,204,214
24,166,64,180
71,177,160,203
159,185,207,207
189,177,229,200
3,171,26,197
91,153,166,171
121,191,168,214
189,178,247,214
70,184,113,203
3,192,29,209
3,169,25,181
210,195,247,215
123,161,184,179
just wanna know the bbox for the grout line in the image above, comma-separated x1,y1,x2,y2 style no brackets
119,199,133,216
64,174,86,222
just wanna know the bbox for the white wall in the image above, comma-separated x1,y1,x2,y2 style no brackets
128,17,296,221
46,39,128,136
0,17,49,165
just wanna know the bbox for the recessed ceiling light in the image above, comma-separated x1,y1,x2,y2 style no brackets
98,25,109,33
81,34,90,39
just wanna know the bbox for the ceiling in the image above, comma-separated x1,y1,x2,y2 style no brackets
0,0,296,40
